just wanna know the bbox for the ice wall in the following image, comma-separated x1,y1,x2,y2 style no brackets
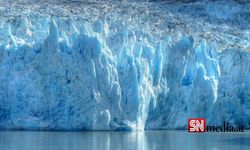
0,0,250,130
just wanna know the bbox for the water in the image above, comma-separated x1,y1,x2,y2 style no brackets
0,131,249,150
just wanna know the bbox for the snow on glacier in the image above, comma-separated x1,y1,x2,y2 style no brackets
0,0,250,130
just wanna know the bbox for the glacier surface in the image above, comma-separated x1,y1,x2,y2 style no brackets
0,0,250,130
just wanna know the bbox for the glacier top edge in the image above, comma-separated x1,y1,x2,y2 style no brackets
0,0,250,51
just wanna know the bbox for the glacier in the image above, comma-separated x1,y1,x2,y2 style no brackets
0,0,250,130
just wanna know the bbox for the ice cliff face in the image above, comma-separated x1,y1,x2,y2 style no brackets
0,0,250,130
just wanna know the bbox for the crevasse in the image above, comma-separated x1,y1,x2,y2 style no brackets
0,1,250,130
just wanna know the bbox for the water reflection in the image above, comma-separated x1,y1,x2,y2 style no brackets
0,131,249,150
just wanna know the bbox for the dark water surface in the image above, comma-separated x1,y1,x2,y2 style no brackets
0,131,249,150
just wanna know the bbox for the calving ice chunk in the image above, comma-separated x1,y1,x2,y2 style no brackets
0,0,250,130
